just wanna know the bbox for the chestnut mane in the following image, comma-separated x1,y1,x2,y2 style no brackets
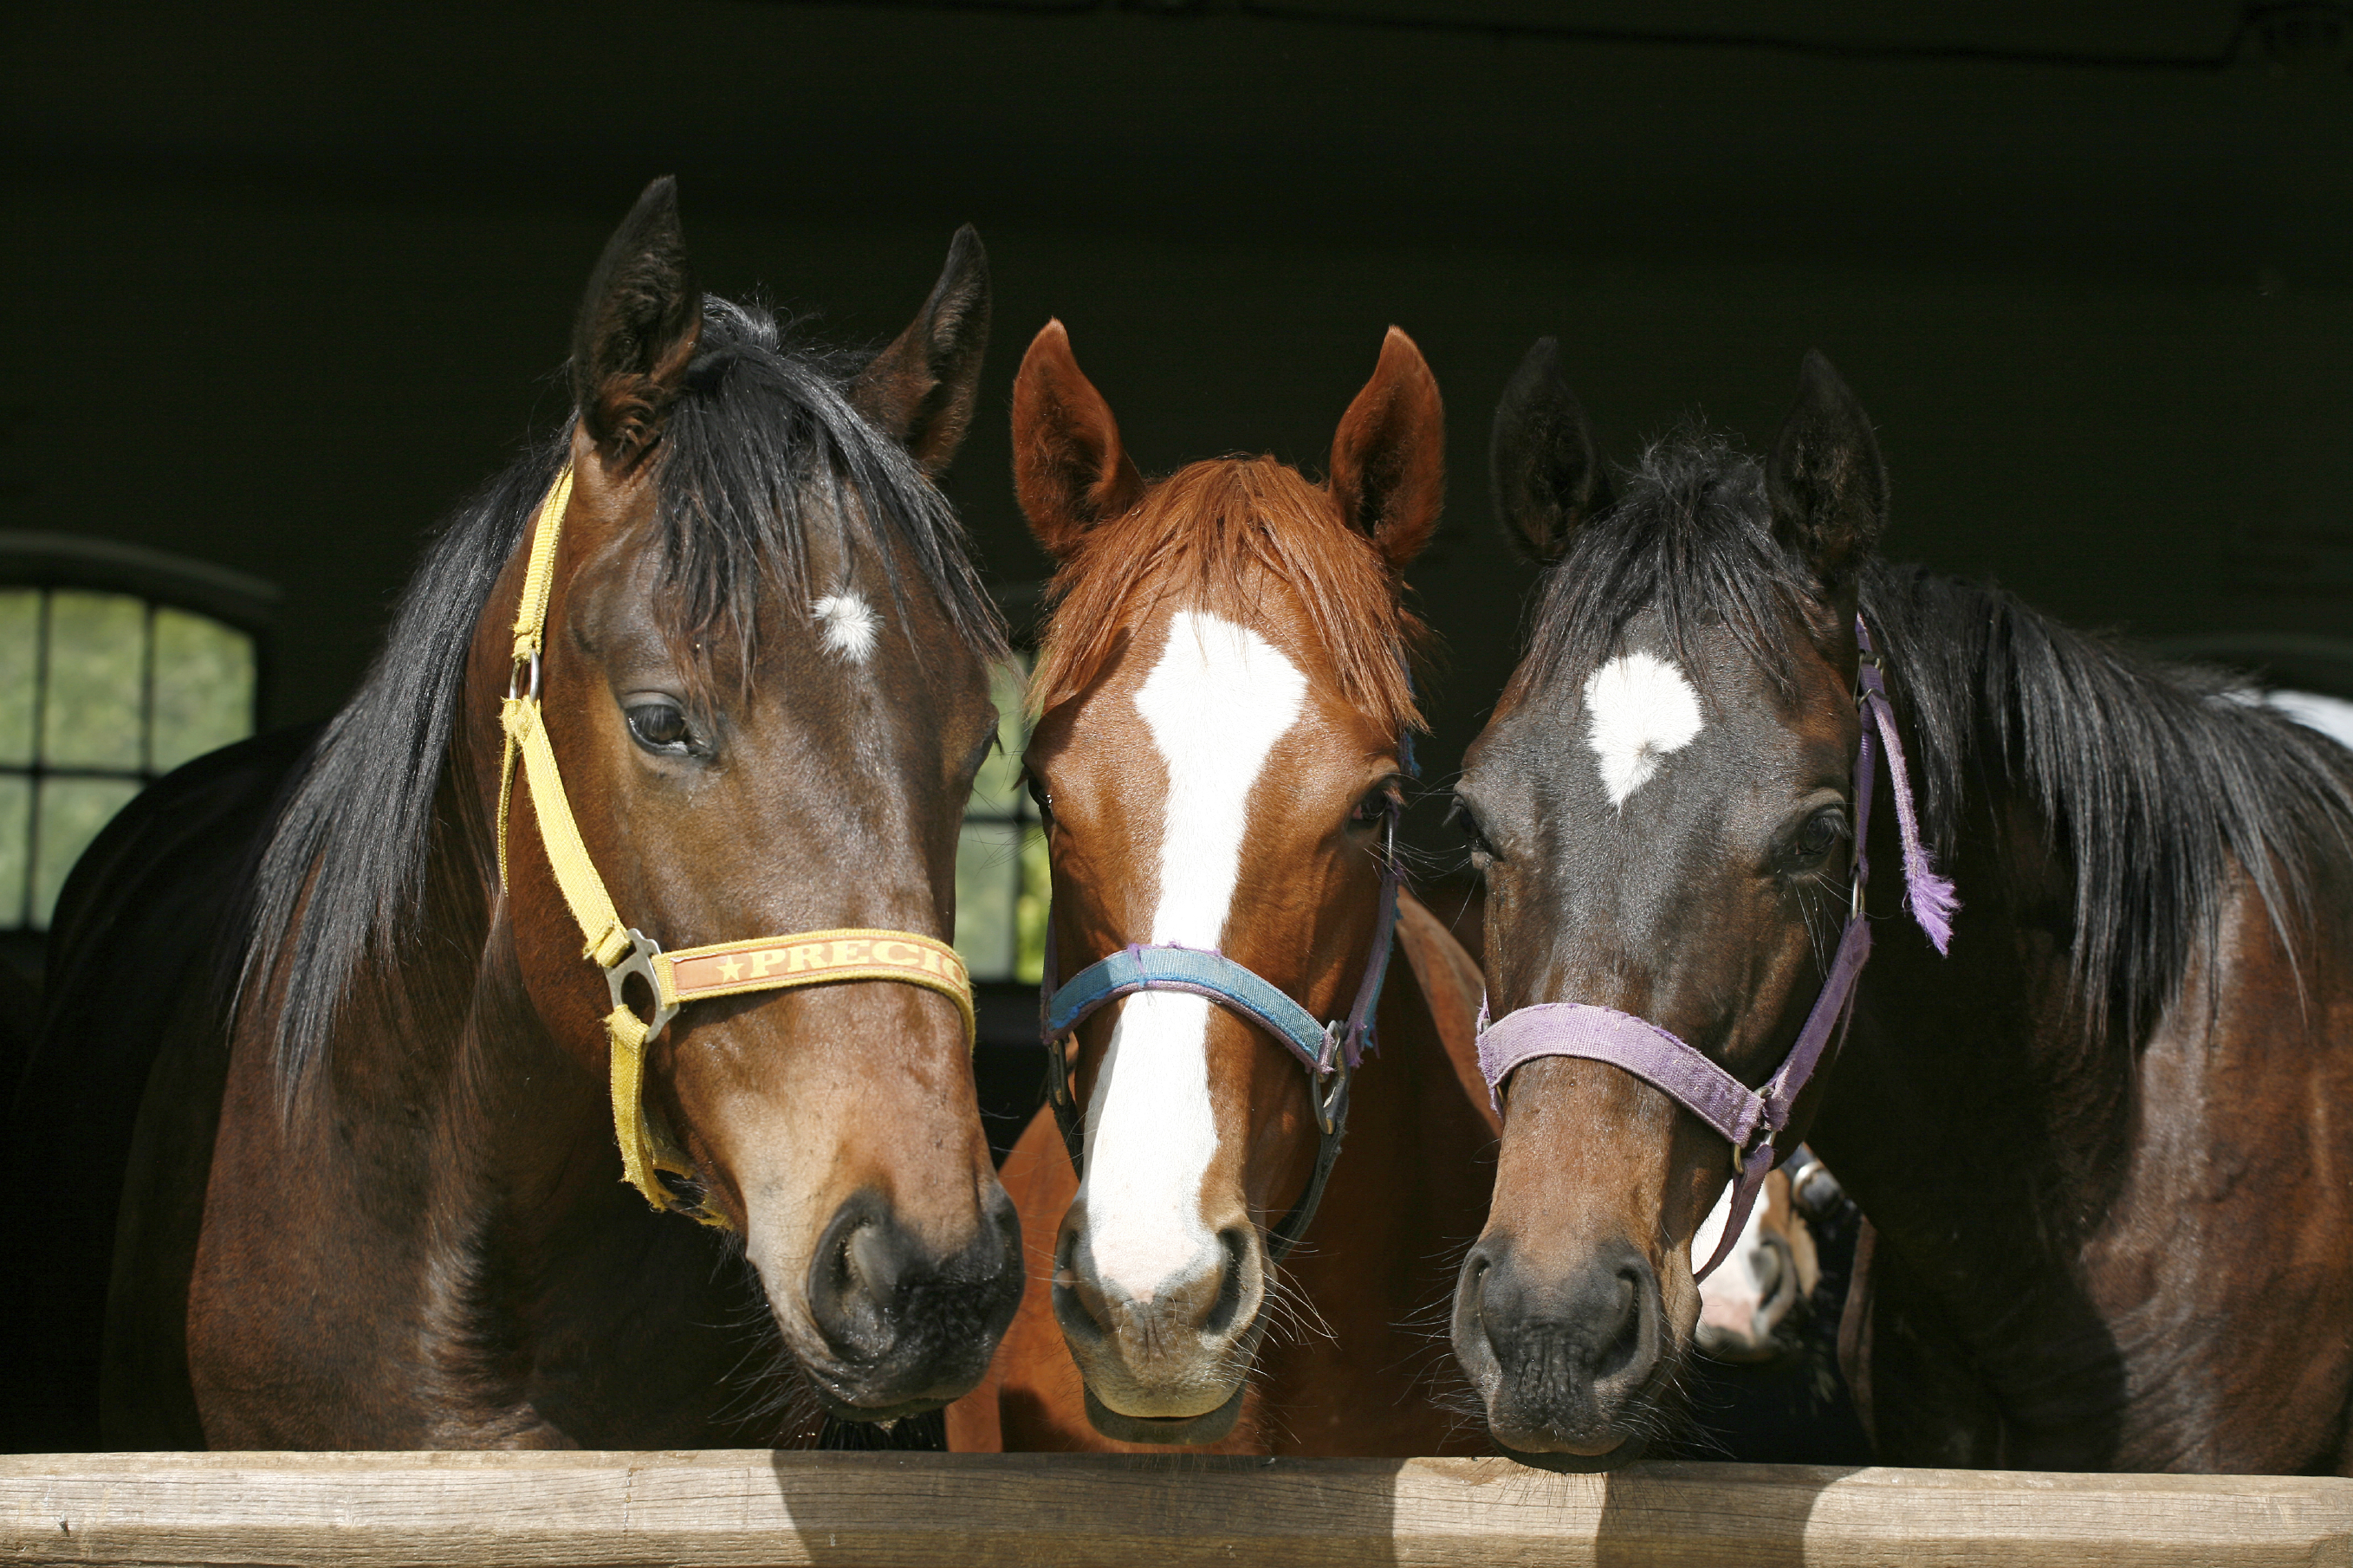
1029,456,1427,741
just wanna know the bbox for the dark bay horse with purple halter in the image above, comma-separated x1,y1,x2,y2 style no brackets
1449,339,2353,1472
36,180,1027,1448
946,322,1498,1454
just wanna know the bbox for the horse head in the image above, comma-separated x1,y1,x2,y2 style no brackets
1449,340,1888,1462
1012,321,1441,1442
1691,1165,1821,1364
477,181,1021,1420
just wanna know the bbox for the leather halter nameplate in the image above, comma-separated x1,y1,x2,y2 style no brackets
496,468,975,1227
1475,618,1956,1282
1040,806,1403,1264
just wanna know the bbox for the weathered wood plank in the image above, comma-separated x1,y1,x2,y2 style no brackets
1,1451,2345,1567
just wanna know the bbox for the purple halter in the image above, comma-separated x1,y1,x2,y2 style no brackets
1475,617,1956,1282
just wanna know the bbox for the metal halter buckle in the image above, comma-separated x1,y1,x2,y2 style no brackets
508,648,543,703
606,928,679,1040
1314,1048,1352,1137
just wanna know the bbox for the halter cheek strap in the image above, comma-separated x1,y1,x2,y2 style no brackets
497,469,976,1227
1039,806,1403,1263
1475,618,1956,1282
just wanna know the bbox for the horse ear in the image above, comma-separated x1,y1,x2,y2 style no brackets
1012,320,1144,560
1330,327,1445,570
847,225,991,476
1767,350,1887,587
1489,337,1611,566
571,177,703,469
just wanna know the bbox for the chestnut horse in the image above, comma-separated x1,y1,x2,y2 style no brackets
949,322,1496,1454
31,180,1025,1448
1451,340,2353,1471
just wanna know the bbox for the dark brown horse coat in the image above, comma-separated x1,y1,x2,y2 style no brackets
21,182,1027,1450
1453,340,2353,1473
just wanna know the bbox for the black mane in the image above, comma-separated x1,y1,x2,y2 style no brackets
243,297,1005,1096
1525,432,2353,1048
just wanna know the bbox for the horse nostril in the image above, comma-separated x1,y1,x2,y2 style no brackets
1586,1254,1658,1391
847,1223,904,1301
807,1196,903,1362
1204,1227,1252,1337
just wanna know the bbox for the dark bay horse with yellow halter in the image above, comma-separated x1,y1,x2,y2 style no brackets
32,180,1026,1448
948,321,1497,1454
1451,340,2353,1472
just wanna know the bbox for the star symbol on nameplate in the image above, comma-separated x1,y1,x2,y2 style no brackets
718,956,743,982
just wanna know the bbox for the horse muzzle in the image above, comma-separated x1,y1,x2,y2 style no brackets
1051,1209,1265,1443
761,1183,1025,1421
1452,1233,1671,1464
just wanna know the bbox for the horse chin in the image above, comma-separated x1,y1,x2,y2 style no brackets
1481,1400,1663,1470
1082,1383,1248,1446
1493,1434,1650,1472
814,1390,956,1424
1469,1349,1685,1471
771,1310,1001,1422
1061,1320,1265,1444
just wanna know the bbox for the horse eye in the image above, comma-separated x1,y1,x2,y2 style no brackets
626,702,693,755
1795,807,1848,860
1447,796,1497,860
1024,774,1054,823
1350,786,1395,827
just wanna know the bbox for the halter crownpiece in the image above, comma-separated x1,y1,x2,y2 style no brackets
496,467,976,1227
1475,616,1955,1281
1039,803,1403,1262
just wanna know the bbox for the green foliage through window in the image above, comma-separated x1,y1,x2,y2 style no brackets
0,590,256,928
954,657,1049,983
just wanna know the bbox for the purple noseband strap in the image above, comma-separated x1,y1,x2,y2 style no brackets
1475,616,1955,1282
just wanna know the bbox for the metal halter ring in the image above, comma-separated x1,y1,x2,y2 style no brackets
606,927,680,1040
509,648,543,703
1314,1047,1352,1137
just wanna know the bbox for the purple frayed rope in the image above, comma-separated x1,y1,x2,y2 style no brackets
1857,645,1958,954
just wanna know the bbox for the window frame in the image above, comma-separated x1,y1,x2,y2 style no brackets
0,532,278,934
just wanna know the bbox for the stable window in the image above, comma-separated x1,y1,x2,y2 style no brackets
0,536,272,931
954,656,1048,984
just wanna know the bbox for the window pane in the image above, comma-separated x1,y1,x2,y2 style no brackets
0,592,39,768
34,776,143,928
966,657,1032,820
152,609,256,772
42,592,146,769
1015,823,1049,984
955,820,1024,981
0,775,29,927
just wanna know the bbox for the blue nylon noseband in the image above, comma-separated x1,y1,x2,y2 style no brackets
1047,945,1345,1077
1039,802,1403,1262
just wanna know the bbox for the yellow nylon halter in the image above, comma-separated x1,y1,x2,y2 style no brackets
496,468,976,1227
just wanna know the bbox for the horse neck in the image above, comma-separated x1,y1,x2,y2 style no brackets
314,628,596,1217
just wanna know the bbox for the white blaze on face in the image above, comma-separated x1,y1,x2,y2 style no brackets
811,593,879,662
1583,651,1704,807
1077,610,1306,1302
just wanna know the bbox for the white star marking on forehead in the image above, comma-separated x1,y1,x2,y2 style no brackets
1584,651,1704,807
810,593,879,662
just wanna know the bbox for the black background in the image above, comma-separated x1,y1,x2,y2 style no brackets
7,1,2349,833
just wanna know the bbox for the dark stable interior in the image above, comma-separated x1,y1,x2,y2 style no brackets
3,0,2345,1460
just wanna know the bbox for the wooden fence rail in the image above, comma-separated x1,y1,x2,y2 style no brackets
3,1451,2346,1567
